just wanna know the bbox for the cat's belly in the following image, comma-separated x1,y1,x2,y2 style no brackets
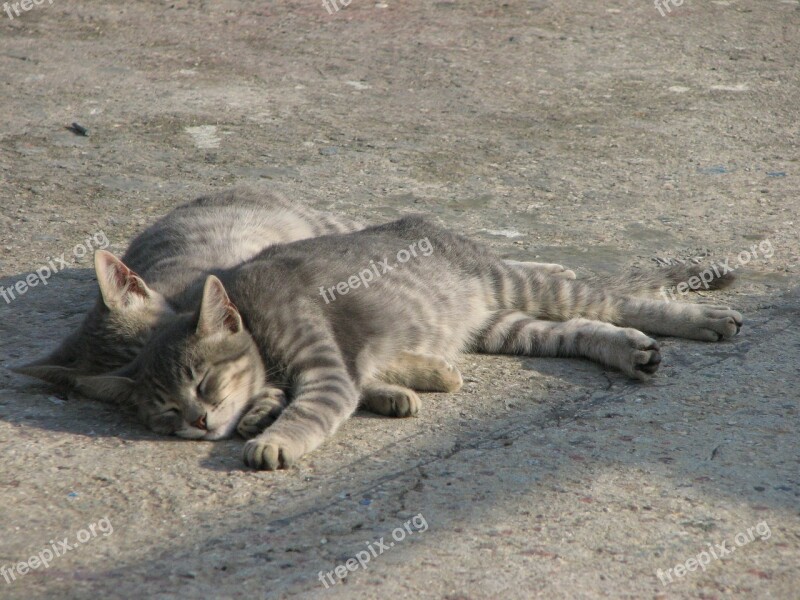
351,282,494,382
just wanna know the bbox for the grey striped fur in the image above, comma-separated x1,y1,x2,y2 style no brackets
76,216,740,470
15,188,570,416
13,187,363,386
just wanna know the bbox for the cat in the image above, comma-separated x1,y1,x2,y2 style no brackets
13,187,574,410
13,187,360,385
74,215,740,470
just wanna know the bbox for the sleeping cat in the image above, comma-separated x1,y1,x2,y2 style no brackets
13,187,573,413
13,187,362,385
75,216,740,470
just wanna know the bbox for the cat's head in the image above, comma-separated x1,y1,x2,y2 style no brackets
12,250,173,388
74,276,266,440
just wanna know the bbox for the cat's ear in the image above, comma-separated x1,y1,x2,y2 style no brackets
73,365,137,404
196,275,243,336
10,332,83,387
95,250,159,311
10,362,79,388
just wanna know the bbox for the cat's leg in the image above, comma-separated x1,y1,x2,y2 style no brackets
243,350,455,465
611,297,742,341
360,352,462,418
360,382,421,418
497,266,742,340
506,260,576,280
242,328,360,470
236,387,288,439
378,351,463,392
473,310,662,380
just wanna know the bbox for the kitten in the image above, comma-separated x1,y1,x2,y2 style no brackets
13,187,363,386
76,216,739,470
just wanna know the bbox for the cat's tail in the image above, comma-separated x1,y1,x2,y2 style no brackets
499,261,737,323
581,263,736,300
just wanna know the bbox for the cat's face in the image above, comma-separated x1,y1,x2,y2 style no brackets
135,317,265,440
13,250,174,387
76,276,266,440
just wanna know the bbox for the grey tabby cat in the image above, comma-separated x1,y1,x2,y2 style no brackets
75,216,740,471
14,188,359,385
14,188,572,413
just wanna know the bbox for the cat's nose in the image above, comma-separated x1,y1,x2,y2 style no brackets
192,414,208,430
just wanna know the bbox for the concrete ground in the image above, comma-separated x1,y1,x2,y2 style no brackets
1,1,798,598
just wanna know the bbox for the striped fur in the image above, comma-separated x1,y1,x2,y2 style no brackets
15,187,571,395
83,216,740,470
13,186,363,386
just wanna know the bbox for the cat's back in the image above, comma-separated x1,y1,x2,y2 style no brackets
246,214,499,277
120,187,362,297
230,215,501,363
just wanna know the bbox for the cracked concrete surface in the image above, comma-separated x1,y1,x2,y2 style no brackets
1,1,798,598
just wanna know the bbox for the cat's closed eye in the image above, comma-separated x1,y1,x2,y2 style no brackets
196,372,211,402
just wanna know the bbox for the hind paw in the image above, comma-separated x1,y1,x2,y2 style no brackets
689,307,743,341
619,329,662,381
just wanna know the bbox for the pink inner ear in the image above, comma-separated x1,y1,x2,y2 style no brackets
127,274,149,298
112,262,148,299
223,300,240,331
110,261,131,289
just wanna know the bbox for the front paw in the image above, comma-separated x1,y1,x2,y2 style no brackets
236,389,287,439
243,433,303,470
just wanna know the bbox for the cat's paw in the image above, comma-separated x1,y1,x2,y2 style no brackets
236,389,287,439
617,329,661,381
361,384,421,417
508,261,577,280
413,356,463,393
243,434,303,470
688,306,743,341
552,269,577,280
